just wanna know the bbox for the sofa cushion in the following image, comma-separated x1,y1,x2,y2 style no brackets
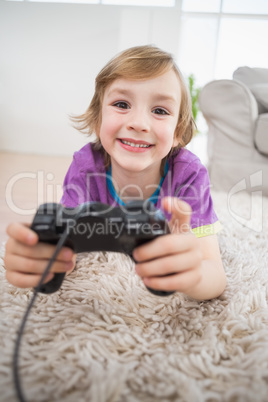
233,67,268,113
250,84,268,111
233,66,268,86
255,113,268,155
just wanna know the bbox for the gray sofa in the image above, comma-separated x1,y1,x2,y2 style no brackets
199,67,268,195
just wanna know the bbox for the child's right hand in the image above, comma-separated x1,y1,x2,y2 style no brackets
4,223,76,289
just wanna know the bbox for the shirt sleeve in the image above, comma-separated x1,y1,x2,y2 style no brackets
60,157,89,208
175,161,222,238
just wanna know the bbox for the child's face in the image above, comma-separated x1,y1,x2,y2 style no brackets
99,69,181,176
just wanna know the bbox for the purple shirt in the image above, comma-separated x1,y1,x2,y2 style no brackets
61,143,220,237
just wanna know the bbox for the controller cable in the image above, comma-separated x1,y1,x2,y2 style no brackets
12,206,82,402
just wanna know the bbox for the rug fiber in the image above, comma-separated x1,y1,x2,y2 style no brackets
0,191,268,402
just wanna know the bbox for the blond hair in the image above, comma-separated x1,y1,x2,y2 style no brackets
72,45,195,174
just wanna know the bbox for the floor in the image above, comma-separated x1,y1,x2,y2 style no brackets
0,152,72,244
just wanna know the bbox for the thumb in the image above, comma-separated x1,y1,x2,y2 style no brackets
162,197,192,234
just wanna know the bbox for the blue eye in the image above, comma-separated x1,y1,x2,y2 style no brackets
153,108,169,115
113,101,130,109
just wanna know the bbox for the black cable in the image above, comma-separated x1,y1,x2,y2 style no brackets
12,226,70,402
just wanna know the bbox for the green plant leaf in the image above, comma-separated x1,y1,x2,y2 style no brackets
187,74,201,125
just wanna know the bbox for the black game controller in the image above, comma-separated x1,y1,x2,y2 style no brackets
31,200,174,297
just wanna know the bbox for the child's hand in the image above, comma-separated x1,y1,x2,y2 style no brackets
133,197,225,300
4,223,76,289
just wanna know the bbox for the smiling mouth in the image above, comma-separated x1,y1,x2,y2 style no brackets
119,139,152,148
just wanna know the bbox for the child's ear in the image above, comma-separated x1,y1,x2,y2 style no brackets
172,136,180,147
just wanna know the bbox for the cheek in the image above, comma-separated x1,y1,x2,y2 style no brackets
169,120,180,147
159,121,178,148
172,133,180,147
99,112,121,141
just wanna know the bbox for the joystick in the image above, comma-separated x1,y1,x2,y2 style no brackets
31,200,174,296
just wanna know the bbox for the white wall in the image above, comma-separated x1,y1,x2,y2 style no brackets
0,1,180,156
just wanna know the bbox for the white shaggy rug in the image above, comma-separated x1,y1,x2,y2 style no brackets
0,191,268,402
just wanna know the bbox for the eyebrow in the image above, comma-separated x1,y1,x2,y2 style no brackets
153,94,178,104
106,87,131,97
107,87,178,104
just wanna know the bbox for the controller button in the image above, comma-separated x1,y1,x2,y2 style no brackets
109,217,123,223
34,216,55,224
33,224,51,231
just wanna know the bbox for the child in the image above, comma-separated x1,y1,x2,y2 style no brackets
4,45,226,300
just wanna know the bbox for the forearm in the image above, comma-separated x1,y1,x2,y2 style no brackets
185,259,226,301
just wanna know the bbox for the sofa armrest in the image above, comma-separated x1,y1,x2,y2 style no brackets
198,79,268,195
255,113,268,155
199,79,258,148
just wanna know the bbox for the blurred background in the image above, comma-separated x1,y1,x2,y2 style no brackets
0,0,268,241
1,0,268,159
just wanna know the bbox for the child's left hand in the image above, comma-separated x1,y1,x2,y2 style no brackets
133,197,225,299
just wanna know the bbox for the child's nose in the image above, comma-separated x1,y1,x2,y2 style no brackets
127,110,150,133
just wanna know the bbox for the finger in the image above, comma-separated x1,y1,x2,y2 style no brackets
135,249,201,278
6,270,55,289
6,223,38,246
4,254,75,275
133,232,198,262
162,197,192,234
143,266,202,293
8,239,74,262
